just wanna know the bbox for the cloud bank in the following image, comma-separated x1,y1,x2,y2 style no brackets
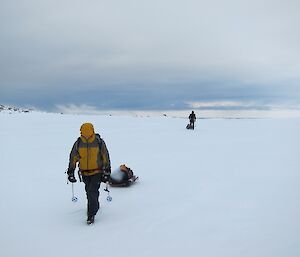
1,0,300,111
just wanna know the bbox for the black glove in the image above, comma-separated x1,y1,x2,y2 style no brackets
68,174,77,183
101,167,111,183
67,168,77,183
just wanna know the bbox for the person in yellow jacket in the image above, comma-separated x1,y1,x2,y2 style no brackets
67,123,111,224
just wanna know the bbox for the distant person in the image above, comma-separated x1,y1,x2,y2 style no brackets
188,111,196,129
67,123,111,225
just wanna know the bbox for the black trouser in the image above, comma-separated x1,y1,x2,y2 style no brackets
190,121,195,129
82,173,102,216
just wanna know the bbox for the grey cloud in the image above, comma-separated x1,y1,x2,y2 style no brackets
1,0,300,110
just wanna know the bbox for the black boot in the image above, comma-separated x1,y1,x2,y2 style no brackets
87,215,95,225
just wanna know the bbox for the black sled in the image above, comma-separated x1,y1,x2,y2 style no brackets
186,123,193,129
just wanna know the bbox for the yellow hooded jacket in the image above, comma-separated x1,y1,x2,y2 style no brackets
68,123,111,176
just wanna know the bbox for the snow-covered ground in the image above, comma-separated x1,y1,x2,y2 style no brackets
0,112,299,257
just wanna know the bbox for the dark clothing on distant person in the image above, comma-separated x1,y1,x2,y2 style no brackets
188,111,196,129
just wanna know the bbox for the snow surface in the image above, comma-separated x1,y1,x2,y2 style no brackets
0,112,299,257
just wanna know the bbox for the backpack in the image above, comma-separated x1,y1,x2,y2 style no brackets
120,164,134,179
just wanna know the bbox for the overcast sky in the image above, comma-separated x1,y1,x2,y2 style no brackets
1,0,300,112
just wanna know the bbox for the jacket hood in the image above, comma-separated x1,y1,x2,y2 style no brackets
80,123,95,139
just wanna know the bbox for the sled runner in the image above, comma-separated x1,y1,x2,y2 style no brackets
109,175,139,187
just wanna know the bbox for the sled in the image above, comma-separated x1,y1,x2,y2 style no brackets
109,175,139,187
186,123,193,129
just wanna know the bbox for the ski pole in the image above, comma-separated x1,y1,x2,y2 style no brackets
104,182,112,202
71,183,78,202
65,170,78,202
